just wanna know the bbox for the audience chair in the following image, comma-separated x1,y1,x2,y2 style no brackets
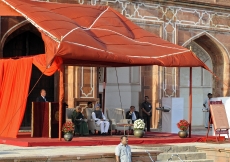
66,108,75,122
106,108,132,134
85,108,102,134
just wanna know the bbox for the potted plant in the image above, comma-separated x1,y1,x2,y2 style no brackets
133,119,145,138
62,121,75,141
177,119,189,138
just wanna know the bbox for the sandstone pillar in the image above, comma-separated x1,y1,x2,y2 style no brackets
141,65,160,129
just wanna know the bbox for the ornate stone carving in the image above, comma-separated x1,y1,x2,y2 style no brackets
185,41,210,63
162,67,177,97
80,67,95,98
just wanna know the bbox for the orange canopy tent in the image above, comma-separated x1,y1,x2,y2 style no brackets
1,0,209,68
0,0,211,139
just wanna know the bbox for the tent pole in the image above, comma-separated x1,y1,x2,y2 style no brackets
102,67,107,113
59,65,64,141
189,67,192,138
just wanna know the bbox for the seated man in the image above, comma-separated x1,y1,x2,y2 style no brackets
126,106,140,123
92,106,110,135
72,106,89,136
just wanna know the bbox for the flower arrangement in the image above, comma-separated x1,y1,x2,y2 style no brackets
62,121,75,134
177,119,189,131
134,119,145,130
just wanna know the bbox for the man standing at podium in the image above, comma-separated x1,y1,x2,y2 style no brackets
36,89,47,102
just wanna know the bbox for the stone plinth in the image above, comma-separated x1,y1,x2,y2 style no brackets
0,151,161,162
197,147,228,162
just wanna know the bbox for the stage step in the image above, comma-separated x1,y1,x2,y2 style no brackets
135,145,212,161
157,152,206,161
149,145,197,153
157,160,214,162
150,144,215,162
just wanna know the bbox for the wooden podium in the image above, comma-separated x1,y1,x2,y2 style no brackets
31,102,66,138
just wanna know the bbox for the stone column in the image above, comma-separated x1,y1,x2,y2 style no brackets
64,66,75,108
152,65,160,128
141,65,160,129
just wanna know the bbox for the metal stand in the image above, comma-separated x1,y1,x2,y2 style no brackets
206,118,229,143
156,106,171,131
145,150,155,162
156,106,163,131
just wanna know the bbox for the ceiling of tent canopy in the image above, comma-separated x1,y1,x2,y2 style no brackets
0,0,209,71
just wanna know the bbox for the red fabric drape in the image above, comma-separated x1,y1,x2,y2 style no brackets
0,60,4,88
0,55,62,138
0,1,21,16
33,54,63,76
0,58,33,138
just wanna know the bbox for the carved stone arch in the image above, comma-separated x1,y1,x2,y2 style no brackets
182,31,230,97
0,20,30,56
182,31,230,62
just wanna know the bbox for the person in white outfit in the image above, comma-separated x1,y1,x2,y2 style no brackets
203,93,212,128
92,106,110,135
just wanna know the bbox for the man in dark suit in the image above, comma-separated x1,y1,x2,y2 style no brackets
141,96,152,132
126,106,140,123
36,89,47,102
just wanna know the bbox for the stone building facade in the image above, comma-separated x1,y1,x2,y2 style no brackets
1,0,230,128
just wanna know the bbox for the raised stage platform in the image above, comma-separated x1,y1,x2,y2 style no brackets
0,132,224,147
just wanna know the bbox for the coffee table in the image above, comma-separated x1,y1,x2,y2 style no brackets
116,123,134,135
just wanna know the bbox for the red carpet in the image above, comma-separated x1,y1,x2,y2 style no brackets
0,132,225,147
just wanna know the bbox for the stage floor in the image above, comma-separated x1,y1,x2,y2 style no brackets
0,132,222,147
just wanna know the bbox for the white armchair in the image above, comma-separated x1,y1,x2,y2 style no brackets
85,108,100,134
66,108,75,122
85,108,104,134
106,108,132,134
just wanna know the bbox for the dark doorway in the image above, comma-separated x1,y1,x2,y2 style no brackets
3,24,54,128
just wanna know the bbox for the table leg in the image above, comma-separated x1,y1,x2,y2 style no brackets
124,126,125,135
111,124,112,136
